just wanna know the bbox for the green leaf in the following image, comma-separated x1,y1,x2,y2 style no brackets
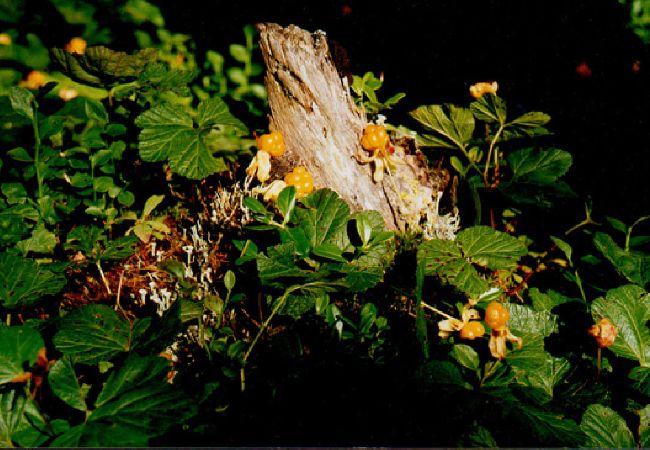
7,147,32,162
591,284,650,365
54,355,195,446
416,360,468,389
0,389,50,447
503,111,551,139
48,357,86,411
277,186,296,222
639,404,650,448
0,326,44,384
507,332,547,374
295,189,351,249
606,216,628,234
278,293,316,319
197,97,247,132
450,344,479,371
142,194,164,217
457,225,528,270
410,104,475,149
511,402,584,446
179,298,203,323
1,182,28,204
580,404,635,448
529,288,580,312
0,253,66,308
630,366,650,395
312,243,347,262
550,235,573,264
469,93,506,124
593,232,650,286
506,147,573,185
522,354,571,402
507,304,558,337
101,235,138,260
416,238,489,297
8,87,33,120
256,243,311,286
135,103,227,179
229,43,248,63
53,304,139,364
16,225,57,256
52,46,158,87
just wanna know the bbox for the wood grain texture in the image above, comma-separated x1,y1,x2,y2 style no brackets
257,23,446,231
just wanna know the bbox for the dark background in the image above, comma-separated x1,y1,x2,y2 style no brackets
158,0,650,224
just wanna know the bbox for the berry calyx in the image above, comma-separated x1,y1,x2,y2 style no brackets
256,131,285,157
485,302,509,330
460,321,486,340
361,124,389,152
284,166,314,197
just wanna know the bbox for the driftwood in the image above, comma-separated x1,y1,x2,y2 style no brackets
256,23,448,231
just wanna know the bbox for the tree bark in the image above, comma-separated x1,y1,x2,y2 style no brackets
256,23,446,231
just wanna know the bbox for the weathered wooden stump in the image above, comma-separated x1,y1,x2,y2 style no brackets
257,23,448,232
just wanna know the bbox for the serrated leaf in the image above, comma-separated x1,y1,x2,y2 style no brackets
410,104,474,149
416,238,489,297
511,402,584,446
135,103,227,179
8,87,33,120
506,147,572,185
0,326,44,384
457,225,527,270
503,111,551,139
450,344,479,371
521,353,571,401
469,93,507,124
417,360,467,388
0,253,66,308
53,304,138,364
54,354,195,446
529,288,580,312
507,304,558,337
591,284,650,365
48,357,86,411
630,366,650,395
593,232,650,286
101,235,138,260
639,404,650,448
278,293,316,319
52,46,158,87
256,243,311,286
197,97,247,132
0,389,50,447
580,404,635,448
16,225,57,256
295,189,350,249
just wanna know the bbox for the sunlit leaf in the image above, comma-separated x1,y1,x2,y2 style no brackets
0,326,43,385
469,93,507,124
0,389,50,447
410,104,474,149
593,232,650,287
457,225,528,270
135,102,231,179
0,252,66,308
580,404,635,448
591,284,650,365
53,304,142,364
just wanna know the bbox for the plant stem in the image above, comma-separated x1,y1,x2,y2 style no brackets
625,215,650,251
420,301,455,321
96,261,112,295
31,102,43,201
483,124,504,187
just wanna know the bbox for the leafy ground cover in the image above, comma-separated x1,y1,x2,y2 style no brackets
0,1,649,447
